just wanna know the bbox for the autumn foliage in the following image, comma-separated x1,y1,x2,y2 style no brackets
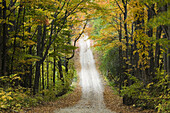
0,0,90,112
90,0,169,112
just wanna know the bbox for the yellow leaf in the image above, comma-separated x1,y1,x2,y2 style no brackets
146,82,153,88
7,96,13,100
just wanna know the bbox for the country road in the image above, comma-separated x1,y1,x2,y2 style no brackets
54,34,115,113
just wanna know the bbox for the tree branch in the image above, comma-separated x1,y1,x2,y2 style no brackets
67,20,88,60
115,0,124,14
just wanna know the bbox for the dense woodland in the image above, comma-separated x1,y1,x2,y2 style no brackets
0,0,169,112
0,0,91,111
90,0,169,112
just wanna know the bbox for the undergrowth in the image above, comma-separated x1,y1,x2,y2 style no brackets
0,67,78,112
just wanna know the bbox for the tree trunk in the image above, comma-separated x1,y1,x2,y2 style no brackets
53,47,56,87
155,26,162,69
118,14,123,94
42,62,44,92
40,24,46,90
27,25,32,88
122,0,129,71
58,57,64,84
1,0,7,76
130,22,134,84
147,4,155,82
33,25,42,95
122,0,131,105
47,58,49,89
0,2,2,76
134,2,144,80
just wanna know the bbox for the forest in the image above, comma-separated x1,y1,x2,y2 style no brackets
0,0,169,113
90,0,169,112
